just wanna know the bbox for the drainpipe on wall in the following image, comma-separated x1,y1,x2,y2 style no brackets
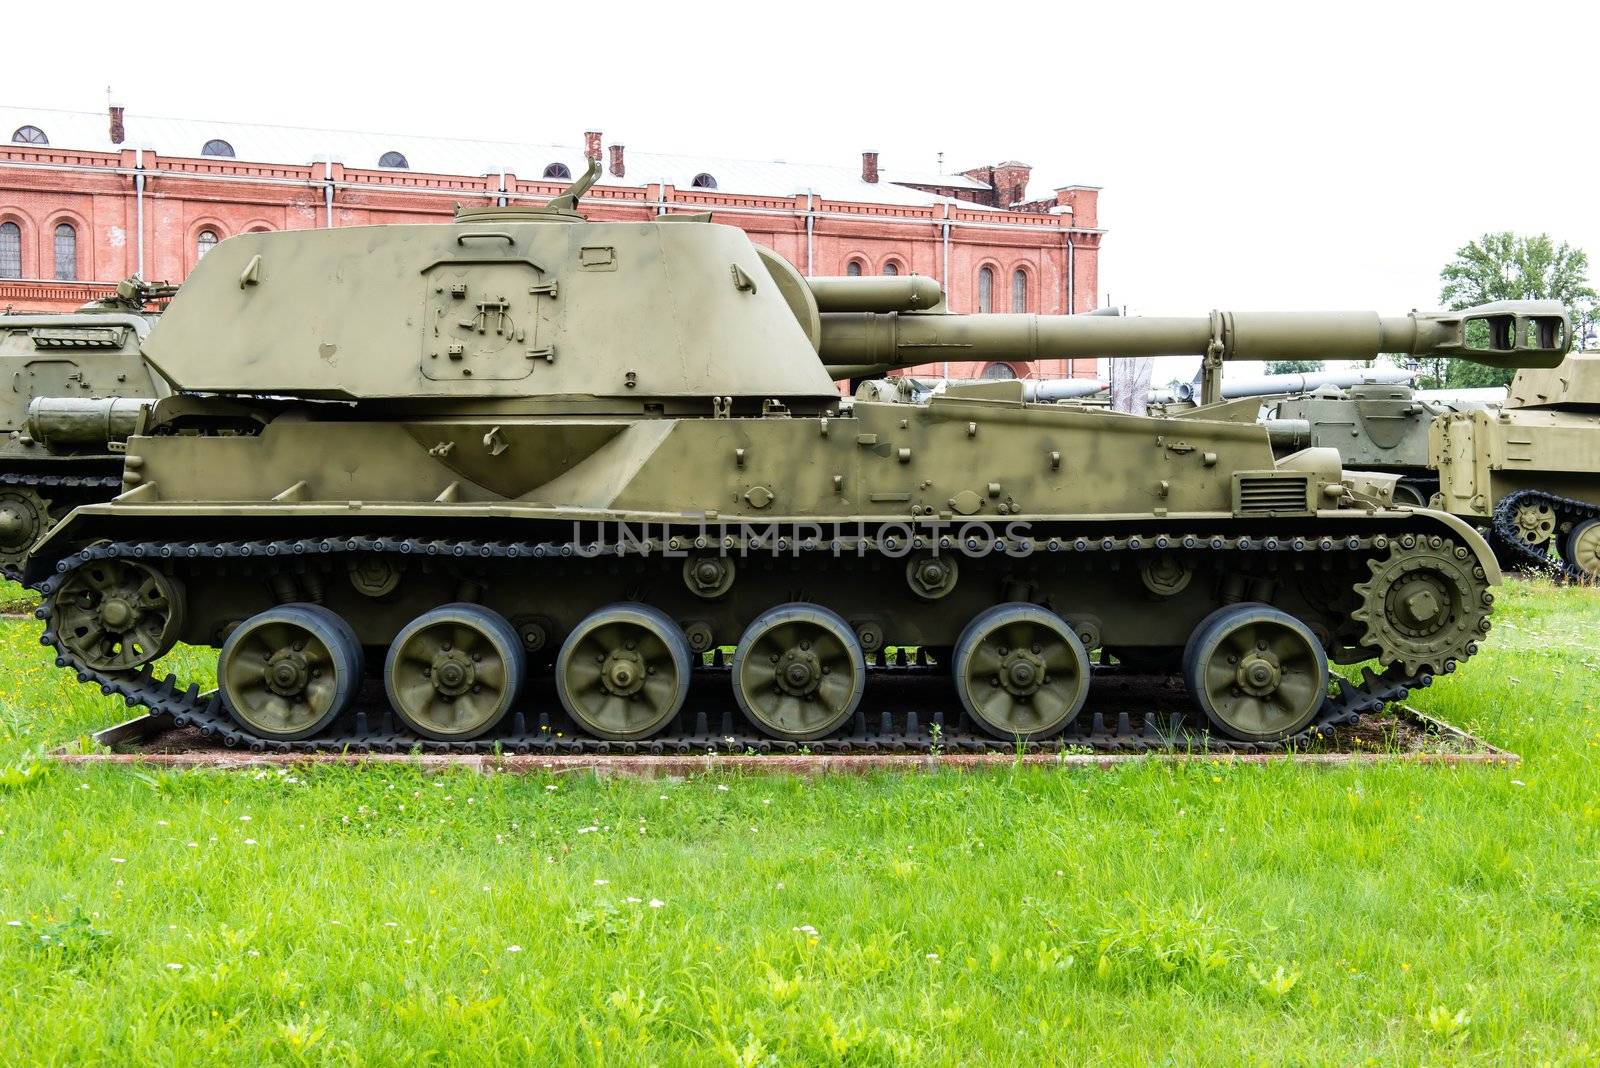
1065,234,1075,314
941,202,952,378
323,159,335,228
498,169,508,208
133,148,145,278
805,191,814,275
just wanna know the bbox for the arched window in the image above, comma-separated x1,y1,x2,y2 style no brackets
542,162,571,180
201,139,235,158
846,260,862,277
378,151,409,169
1011,269,1027,312
11,125,48,146
881,262,900,276
53,223,77,281
981,362,1018,380
196,229,219,260
690,173,718,189
978,266,994,313
0,222,20,278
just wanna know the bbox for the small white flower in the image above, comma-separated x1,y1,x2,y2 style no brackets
247,949,260,957
762,799,772,805
187,842,198,849
165,963,183,971
1055,870,1065,877
5,920,21,926
506,944,523,953
383,921,398,928
625,896,642,904
659,794,668,801
110,857,126,864
577,826,599,834
649,899,665,909
594,879,609,886
775,882,785,890
238,815,252,822
405,939,414,945
926,952,940,961
155,819,170,826
792,924,818,937
545,784,559,792
1512,779,1527,787
716,784,730,792
79,784,90,791
243,839,257,846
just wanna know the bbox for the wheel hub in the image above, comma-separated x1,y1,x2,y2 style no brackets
1235,652,1282,697
0,505,25,540
1386,573,1450,636
265,651,310,697
775,648,822,696
601,648,646,696
429,650,477,697
98,596,136,632
997,650,1046,697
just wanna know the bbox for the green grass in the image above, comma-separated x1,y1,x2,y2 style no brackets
1,580,1598,1065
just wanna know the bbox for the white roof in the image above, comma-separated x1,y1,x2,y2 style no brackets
2,105,1006,209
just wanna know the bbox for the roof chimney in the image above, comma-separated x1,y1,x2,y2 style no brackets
861,150,879,184
608,144,626,179
584,131,602,162
108,105,125,146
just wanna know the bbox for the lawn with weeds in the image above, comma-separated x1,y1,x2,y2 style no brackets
1,578,1598,1064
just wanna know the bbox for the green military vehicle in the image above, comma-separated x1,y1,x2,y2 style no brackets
25,164,1568,752
1247,383,1496,507
0,279,170,578
1433,352,1600,581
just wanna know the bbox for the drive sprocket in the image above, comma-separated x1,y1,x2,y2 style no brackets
1350,535,1492,677
0,486,52,575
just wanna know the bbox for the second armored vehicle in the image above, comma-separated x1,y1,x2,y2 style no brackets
0,279,170,577
1433,352,1600,581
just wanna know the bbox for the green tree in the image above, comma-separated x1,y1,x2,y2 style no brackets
1420,232,1596,388
1263,360,1325,376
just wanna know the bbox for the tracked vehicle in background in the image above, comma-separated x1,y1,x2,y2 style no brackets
1433,352,1600,581
25,164,1569,752
0,279,171,578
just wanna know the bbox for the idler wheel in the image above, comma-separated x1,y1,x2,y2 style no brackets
556,603,691,741
219,603,363,741
953,603,1090,740
54,559,184,672
384,603,525,741
1565,519,1600,582
1183,603,1327,742
731,603,864,741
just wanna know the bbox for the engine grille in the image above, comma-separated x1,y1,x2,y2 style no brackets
1235,474,1312,515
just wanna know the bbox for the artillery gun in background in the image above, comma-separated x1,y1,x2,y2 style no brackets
1433,352,1600,581
25,163,1567,752
0,278,173,578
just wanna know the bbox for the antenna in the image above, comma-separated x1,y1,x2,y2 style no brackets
936,151,943,175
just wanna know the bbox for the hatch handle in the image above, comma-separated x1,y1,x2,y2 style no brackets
456,231,514,246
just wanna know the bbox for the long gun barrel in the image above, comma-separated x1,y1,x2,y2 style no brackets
818,300,1569,379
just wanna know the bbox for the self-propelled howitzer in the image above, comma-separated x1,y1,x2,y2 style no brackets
27,167,1570,752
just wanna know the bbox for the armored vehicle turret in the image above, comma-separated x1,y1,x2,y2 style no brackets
1433,351,1600,580
0,280,169,577
26,166,1569,751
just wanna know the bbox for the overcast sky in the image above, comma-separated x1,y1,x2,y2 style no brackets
8,0,1597,325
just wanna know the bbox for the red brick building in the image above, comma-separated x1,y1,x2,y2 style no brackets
0,105,1103,381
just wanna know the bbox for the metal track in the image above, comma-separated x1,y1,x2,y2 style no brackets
1491,489,1600,582
38,530,1450,756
